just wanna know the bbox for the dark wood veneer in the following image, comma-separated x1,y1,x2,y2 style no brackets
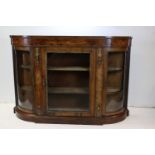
11,36,132,125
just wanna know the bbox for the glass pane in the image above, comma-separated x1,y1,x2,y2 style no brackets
106,92,123,112
47,53,90,112
48,71,89,87
108,52,124,69
106,52,125,112
47,53,89,67
16,50,33,110
48,94,89,112
107,72,123,91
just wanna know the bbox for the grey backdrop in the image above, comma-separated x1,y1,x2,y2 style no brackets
0,26,155,107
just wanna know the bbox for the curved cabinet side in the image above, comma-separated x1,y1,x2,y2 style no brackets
13,46,34,112
103,37,131,115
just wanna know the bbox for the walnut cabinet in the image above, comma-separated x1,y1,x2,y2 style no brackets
11,36,132,125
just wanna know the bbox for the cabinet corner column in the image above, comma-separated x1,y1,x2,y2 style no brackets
33,47,45,115
95,48,105,117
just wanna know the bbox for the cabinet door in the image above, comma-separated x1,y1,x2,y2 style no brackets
104,47,129,115
13,47,34,111
42,47,95,117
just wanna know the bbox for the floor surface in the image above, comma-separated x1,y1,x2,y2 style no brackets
0,103,155,129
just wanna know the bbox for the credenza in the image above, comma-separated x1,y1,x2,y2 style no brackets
11,36,132,125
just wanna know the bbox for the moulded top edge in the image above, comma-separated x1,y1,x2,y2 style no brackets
10,35,132,39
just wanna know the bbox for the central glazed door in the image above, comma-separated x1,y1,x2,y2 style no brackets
42,47,96,117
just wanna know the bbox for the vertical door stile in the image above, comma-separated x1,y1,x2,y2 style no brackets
89,48,96,116
33,47,44,115
102,48,108,115
95,48,104,117
41,47,47,114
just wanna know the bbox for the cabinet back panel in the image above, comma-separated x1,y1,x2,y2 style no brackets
16,51,30,65
47,53,89,67
18,69,32,86
48,94,89,112
48,71,89,87
108,52,125,69
107,72,123,90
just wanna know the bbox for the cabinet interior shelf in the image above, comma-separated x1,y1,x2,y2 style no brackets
20,65,31,69
48,107,89,112
107,88,121,94
48,87,121,94
108,67,123,72
48,87,89,94
20,86,32,91
19,86,121,94
47,66,89,71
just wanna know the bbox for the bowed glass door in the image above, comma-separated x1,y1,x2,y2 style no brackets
14,47,34,110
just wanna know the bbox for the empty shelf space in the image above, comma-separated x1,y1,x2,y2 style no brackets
48,87,89,94
47,66,89,71
20,65,31,69
48,93,89,112
107,88,121,94
108,67,123,72
19,86,33,91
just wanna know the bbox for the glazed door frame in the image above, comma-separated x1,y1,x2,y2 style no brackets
12,46,35,112
41,47,96,117
102,47,130,116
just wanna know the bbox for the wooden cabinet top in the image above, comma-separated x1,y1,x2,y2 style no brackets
10,36,132,47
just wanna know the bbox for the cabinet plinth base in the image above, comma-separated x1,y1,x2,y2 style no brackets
14,107,129,125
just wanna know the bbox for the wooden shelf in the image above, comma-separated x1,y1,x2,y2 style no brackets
48,107,89,112
104,47,128,52
47,66,89,71
107,88,121,94
20,65,31,69
20,86,32,91
48,87,89,94
108,67,123,72
15,47,30,51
